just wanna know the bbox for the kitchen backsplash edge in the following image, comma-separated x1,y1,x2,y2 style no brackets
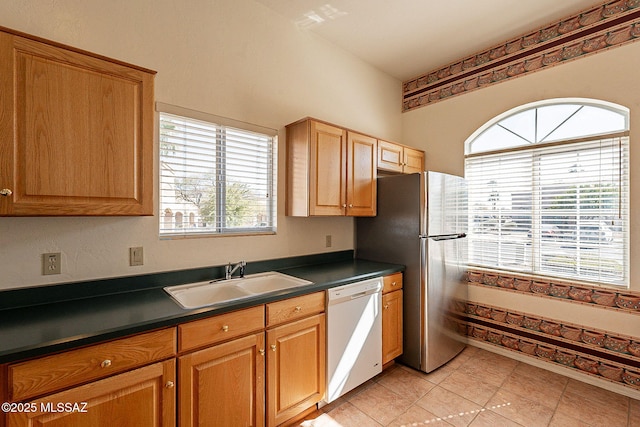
0,250,355,311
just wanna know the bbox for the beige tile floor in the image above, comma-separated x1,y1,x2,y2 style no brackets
299,346,640,427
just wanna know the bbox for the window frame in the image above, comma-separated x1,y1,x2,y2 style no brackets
464,99,629,287
157,103,277,238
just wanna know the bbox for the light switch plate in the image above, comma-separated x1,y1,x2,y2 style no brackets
130,247,144,266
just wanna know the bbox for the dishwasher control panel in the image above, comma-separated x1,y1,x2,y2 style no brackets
327,277,382,301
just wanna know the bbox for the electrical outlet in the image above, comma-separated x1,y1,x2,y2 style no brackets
325,235,332,248
130,247,144,266
42,252,61,275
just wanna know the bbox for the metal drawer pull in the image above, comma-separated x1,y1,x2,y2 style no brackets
270,344,277,351
0,189,12,196
391,281,397,287
165,381,174,389
294,306,302,313
100,359,112,368
222,325,229,332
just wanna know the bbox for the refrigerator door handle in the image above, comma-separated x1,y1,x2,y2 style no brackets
427,233,467,241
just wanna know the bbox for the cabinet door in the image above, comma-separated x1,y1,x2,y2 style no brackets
377,140,404,173
382,290,403,364
266,314,325,427
0,31,154,216
403,147,424,174
7,360,175,427
179,333,265,427
9,328,176,402
346,132,377,216
309,121,346,216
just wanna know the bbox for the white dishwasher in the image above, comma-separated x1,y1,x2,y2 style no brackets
323,277,383,404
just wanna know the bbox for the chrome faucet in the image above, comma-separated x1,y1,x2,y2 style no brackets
225,261,246,280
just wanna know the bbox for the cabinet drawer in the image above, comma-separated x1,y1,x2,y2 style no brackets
179,305,265,352
266,292,325,327
9,328,176,401
383,273,403,294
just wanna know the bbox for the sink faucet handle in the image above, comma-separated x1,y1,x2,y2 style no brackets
225,260,247,280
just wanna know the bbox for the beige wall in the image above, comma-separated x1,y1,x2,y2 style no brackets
402,42,640,337
0,0,402,290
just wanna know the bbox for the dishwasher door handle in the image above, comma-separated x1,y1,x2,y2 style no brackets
350,291,369,299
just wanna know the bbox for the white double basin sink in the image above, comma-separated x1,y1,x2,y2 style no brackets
164,271,313,309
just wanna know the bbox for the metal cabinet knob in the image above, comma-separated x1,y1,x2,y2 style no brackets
259,349,265,356
349,204,353,208
391,281,397,287
165,381,174,389
384,304,389,309
270,344,277,352
100,359,112,368
342,204,347,208
294,306,302,313
222,325,229,332
0,189,12,196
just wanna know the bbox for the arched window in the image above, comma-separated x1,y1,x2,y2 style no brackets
465,99,629,286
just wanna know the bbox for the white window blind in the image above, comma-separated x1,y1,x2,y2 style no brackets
466,135,628,285
158,106,276,237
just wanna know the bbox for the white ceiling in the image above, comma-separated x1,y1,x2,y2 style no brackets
255,0,607,81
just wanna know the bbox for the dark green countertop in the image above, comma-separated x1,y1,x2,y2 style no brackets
0,253,403,364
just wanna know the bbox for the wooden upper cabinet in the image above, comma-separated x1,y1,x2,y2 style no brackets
0,29,155,216
378,140,424,175
403,146,425,174
286,118,376,217
377,140,404,173
346,132,377,216
310,121,347,216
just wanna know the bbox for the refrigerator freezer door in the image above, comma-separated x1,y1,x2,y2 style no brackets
421,235,467,372
425,171,468,237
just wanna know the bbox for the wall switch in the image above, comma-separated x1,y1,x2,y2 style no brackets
325,235,332,248
42,252,61,275
130,247,144,266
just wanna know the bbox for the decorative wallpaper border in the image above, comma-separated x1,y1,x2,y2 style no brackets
466,269,640,315
402,0,640,112
449,300,640,390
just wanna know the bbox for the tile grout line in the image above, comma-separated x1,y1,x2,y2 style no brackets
543,371,571,426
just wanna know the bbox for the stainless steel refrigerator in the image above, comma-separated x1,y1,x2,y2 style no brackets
356,171,468,373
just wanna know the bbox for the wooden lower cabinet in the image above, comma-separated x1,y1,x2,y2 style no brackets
382,290,403,364
266,314,325,427
179,332,265,427
3,292,329,427
6,359,175,427
382,273,403,364
178,294,326,427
